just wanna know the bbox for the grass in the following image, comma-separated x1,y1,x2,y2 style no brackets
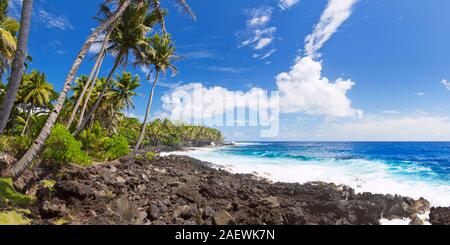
0,210,32,225
0,178,35,207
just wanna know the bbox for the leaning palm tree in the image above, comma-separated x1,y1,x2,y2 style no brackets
73,1,156,136
0,0,33,136
134,34,177,151
66,29,112,129
5,0,134,178
17,70,56,135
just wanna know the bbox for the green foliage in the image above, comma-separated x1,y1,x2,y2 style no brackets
41,179,56,192
103,135,130,160
142,118,224,147
117,117,142,145
145,151,156,161
0,178,34,207
0,210,31,225
79,122,129,161
43,124,91,166
0,135,32,157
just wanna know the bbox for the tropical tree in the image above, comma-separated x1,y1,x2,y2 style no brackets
17,70,56,135
134,34,177,151
5,0,133,178
107,72,140,129
73,1,156,136
0,0,19,77
0,0,33,136
65,32,111,129
7,0,195,179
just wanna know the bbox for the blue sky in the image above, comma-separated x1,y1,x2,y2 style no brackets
7,0,450,141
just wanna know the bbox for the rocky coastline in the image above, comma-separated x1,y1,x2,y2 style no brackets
18,153,448,225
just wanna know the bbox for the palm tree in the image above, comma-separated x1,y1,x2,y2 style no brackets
108,72,140,128
66,29,112,128
5,0,133,178
73,1,156,136
0,0,33,136
0,1,19,77
134,34,177,151
17,70,55,135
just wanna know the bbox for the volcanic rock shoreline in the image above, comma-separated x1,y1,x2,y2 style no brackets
29,154,449,225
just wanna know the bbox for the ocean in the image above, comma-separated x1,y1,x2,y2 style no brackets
165,142,450,207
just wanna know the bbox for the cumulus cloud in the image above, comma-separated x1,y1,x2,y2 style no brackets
279,0,300,10
304,0,357,58
161,83,273,124
276,56,361,117
161,0,360,127
275,0,360,118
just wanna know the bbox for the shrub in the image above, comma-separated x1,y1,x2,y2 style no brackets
79,123,130,161
0,135,32,158
145,151,156,161
103,135,130,160
43,124,91,166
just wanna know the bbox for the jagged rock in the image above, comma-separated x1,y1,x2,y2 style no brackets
260,196,280,208
31,155,433,225
175,185,202,203
429,207,450,225
148,205,161,221
412,197,430,215
39,199,68,219
409,215,424,225
55,181,94,200
213,210,233,225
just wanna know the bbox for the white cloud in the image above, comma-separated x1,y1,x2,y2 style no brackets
319,114,450,141
161,83,270,122
8,1,74,31
161,0,360,125
279,0,300,10
255,37,273,50
181,50,215,60
239,7,277,53
247,8,272,27
206,66,250,73
304,0,357,58
441,79,450,90
37,9,74,31
253,48,276,60
415,92,425,96
276,56,361,117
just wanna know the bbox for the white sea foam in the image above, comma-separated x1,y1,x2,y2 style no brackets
165,148,450,208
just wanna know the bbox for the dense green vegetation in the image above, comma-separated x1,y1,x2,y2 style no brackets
0,0,222,185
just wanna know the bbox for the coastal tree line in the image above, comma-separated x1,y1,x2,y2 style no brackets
0,0,223,180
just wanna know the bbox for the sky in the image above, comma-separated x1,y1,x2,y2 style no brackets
6,0,450,141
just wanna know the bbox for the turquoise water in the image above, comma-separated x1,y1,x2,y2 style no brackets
167,142,450,207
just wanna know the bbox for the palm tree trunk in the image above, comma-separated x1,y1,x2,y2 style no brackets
108,99,123,135
5,0,131,179
77,50,105,129
73,52,123,136
21,107,32,136
0,0,33,136
66,30,111,128
134,70,159,151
